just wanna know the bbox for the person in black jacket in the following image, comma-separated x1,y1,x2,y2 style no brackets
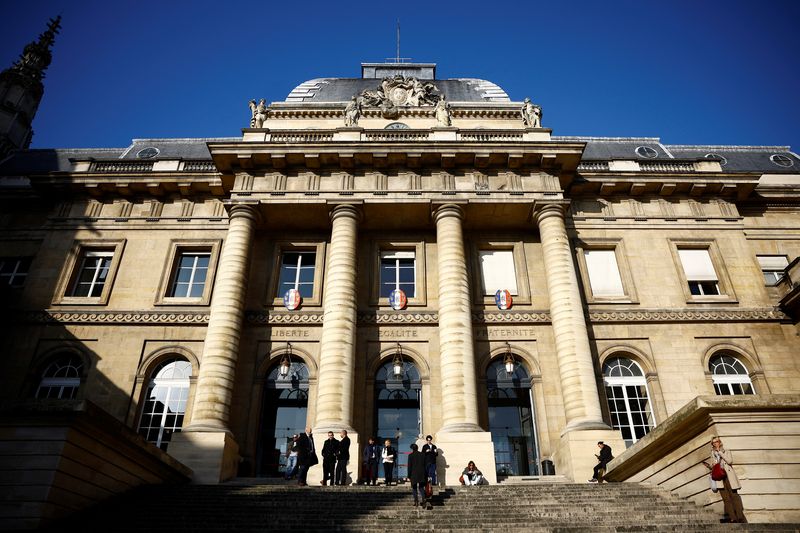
320,431,338,486
335,429,350,486
407,443,430,509
363,437,380,486
421,435,438,485
296,426,318,486
589,441,613,483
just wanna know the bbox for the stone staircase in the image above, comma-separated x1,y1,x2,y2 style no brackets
42,482,800,532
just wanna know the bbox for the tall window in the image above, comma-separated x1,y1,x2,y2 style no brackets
0,257,32,288
70,250,113,297
709,354,754,395
380,251,415,298
169,252,210,297
35,355,83,399
138,359,191,451
479,250,518,295
678,249,720,296
584,250,624,297
757,255,788,286
277,251,316,298
603,357,655,447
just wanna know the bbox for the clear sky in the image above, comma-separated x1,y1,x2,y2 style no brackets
2,0,799,152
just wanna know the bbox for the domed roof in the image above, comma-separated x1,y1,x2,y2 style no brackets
285,63,510,104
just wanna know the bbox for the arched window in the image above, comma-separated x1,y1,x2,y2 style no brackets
138,359,192,451
35,355,83,399
603,357,655,447
709,354,754,395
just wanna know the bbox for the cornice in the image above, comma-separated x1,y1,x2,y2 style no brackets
19,310,210,324
588,308,788,323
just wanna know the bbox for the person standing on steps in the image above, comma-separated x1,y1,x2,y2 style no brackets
703,436,747,523
381,439,397,486
320,431,338,486
588,441,613,483
407,443,430,509
422,435,438,486
335,429,350,486
296,426,317,486
363,437,380,486
284,434,299,480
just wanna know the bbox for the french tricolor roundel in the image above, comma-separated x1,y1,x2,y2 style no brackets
389,289,407,310
283,289,302,310
495,289,513,310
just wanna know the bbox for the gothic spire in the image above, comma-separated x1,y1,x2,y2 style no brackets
3,16,62,85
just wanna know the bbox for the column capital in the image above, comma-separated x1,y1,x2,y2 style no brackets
432,202,465,223
328,202,363,223
531,199,571,225
227,203,261,224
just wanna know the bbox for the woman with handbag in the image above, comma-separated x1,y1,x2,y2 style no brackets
703,436,747,523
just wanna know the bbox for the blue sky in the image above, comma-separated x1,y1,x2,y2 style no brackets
3,0,799,151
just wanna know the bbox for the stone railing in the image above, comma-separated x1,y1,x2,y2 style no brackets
639,161,695,172
91,161,154,173
604,395,800,524
270,131,336,143
183,160,217,171
363,131,431,141
577,161,610,171
241,128,548,144
459,131,523,142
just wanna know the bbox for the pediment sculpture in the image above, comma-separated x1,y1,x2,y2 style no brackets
356,75,441,119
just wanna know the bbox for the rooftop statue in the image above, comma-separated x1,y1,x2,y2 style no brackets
343,96,362,127
433,96,451,127
359,75,440,118
521,97,542,128
249,98,268,128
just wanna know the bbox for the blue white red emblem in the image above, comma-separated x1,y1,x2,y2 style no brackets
283,289,302,310
389,289,407,310
495,289,513,310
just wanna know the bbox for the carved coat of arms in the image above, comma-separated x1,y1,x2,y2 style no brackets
359,75,440,118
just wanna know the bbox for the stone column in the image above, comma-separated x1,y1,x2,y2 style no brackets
535,202,605,430
170,203,257,483
315,203,360,430
434,204,481,432
189,203,258,429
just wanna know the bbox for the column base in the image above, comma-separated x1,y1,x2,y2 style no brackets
308,431,359,486
432,431,496,486
169,430,240,484
551,428,626,483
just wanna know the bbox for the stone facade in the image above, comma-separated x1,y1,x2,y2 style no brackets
1,62,800,500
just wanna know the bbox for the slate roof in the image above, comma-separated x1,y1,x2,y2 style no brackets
285,78,511,103
119,138,237,160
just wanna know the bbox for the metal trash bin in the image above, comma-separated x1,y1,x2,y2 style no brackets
541,459,555,475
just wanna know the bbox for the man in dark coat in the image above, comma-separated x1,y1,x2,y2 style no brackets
589,441,613,483
296,426,318,486
422,434,438,485
320,431,338,486
335,429,350,486
362,437,379,486
407,443,430,509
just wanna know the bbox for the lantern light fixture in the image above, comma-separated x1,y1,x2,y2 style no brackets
503,342,515,375
392,343,404,378
279,342,292,377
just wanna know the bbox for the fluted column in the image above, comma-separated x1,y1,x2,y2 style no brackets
189,204,258,430
535,202,605,430
315,204,360,429
434,204,481,432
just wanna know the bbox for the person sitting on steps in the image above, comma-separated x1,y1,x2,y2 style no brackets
460,461,484,486
589,441,613,483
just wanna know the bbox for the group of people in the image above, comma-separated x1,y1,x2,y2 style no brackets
283,427,351,486
587,438,747,524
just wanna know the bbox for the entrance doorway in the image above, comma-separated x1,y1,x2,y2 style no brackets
374,358,421,479
255,357,309,477
486,357,540,477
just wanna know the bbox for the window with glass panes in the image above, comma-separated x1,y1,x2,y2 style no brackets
277,251,316,298
35,355,83,399
70,250,113,297
0,257,32,288
138,359,191,451
479,250,518,295
757,255,788,286
603,357,655,447
709,354,755,395
584,249,624,297
380,251,415,298
678,248,720,296
169,252,210,297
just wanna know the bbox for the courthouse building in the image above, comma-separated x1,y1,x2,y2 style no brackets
2,19,800,498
